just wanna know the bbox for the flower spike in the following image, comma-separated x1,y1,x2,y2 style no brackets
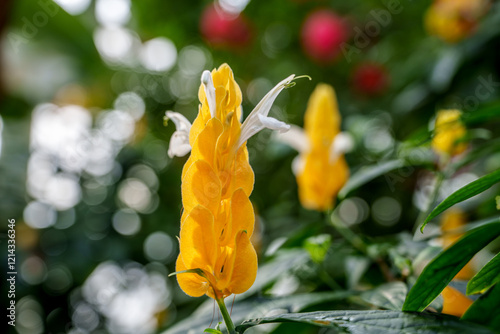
167,64,299,303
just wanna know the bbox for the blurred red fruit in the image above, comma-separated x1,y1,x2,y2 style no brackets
200,4,252,49
352,63,389,96
301,10,349,63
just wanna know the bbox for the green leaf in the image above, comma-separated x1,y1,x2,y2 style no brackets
451,137,500,172
162,291,351,334
462,103,500,125
167,268,206,278
462,283,500,332
467,252,500,295
203,329,223,334
403,222,500,312
420,169,500,232
235,310,495,334
304,234,331,263
345,255,371,289
338,160,405,199
360,282,408,311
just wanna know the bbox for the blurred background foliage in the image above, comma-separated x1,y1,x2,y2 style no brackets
0,0,500,333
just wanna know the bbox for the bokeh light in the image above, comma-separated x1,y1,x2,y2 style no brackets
139,38,178,73
95,0,132,27
54,0,92,15
112,209,141,236
80,262,170,333
143,232,175,263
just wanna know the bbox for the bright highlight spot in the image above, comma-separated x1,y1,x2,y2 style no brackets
139,38,177,72
95,0,131,26
54,0,92,15
24,201,57,229
144,232,174,262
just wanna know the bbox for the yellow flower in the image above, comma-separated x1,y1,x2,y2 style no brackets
440,209,475,280
431,109,467,157
441,286,473,317
439,209,475,316
425,0,490,43
166,64,297,299
277,84,351,211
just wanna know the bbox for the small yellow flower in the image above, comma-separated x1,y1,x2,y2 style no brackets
439,210,475,317
278,84,351,211
440,209,475,280
167,64,297,299
441,286,473,317
431,109,467,157
425,0,490,43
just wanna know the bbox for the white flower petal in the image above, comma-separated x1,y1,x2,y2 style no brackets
258,114,290,132
165,111,191,133
168,132,191,158
201,70,216,118
238,74,295,148
292,156,305,176
165,111,192,158
275,124,310,153
329,132,354,162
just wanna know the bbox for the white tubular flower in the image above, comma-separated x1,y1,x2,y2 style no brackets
237,74,296,148
292,156,305,176
201,70,216,118
165,111,192,158
275,124,310,154
329,132,354,162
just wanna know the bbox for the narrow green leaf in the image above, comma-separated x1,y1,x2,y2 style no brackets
203,329,223,334
236,310,494,334
403,222,500,312
360,282,407,311
451,137,500,171
339,160,405,199
462,284,500,332
462,103,500,125
420,169,500,232
168,268,205,278
467,252,500,295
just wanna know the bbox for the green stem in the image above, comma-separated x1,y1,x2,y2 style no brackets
329,212,368,254
318,264,342,290
216,296,236,334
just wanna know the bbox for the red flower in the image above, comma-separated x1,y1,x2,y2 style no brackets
352,63,389,96
301,10,349,63
200,4,252,49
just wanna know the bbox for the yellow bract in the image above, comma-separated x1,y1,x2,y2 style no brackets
441,286,473,317
431,109,467,157
176,64,257,300
425,0,489,43
440,209,475,280
297,84,349,211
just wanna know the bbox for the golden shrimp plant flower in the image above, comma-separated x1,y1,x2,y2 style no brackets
277,83,351,211
440,209,475,280
166,64,297,300
425,0,490,43
431,109,467,157
440,209,474,316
